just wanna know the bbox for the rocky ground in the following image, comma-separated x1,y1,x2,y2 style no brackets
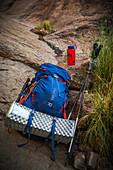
0,118,74,170
0,0,113,169
0,13,93,170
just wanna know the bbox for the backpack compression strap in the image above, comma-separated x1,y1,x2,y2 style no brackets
18,109,35,147
46,117,56,161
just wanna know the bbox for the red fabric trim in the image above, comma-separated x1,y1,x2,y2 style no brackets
40,68,46,71
60,105,63,113
57,79,66,85
32,93,34,103
66,80,69,83
44,75,47,78
63,102,67,119
60,101,67,119
64,109,67,119
67,74,71,79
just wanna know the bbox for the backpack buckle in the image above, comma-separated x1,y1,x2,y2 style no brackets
54,74,58,78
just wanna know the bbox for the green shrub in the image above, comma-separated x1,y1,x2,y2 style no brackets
43,20,52,31
63,52,67,62
79,31,113,159
37,24,42,31
37,20,53,31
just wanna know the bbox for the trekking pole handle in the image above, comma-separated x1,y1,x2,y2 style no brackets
91,43,102,59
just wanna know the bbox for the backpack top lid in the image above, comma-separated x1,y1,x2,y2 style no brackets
34,63,71,84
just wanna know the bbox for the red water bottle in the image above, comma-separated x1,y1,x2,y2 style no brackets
67,45,77,65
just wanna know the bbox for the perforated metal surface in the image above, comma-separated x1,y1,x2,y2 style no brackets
5,102,75,144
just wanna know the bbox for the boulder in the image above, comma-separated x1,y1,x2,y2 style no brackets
73,152,86,170
87,152,99,169
97,157,113,170
0,56,35,114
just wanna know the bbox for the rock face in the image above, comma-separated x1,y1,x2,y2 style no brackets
0,13,58,114
69,58,91,90
0,57,35,114
0,0,113,61
1,0,113,30
0,13,57,70
66,90,93,121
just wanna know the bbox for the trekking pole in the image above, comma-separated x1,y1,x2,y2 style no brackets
65,43,102,165
16,78,30,102
19,81,38,104
67,57,95,120
18,78,43,104
68,78,86,120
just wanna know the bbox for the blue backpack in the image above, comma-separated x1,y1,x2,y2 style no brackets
21,63,71,119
